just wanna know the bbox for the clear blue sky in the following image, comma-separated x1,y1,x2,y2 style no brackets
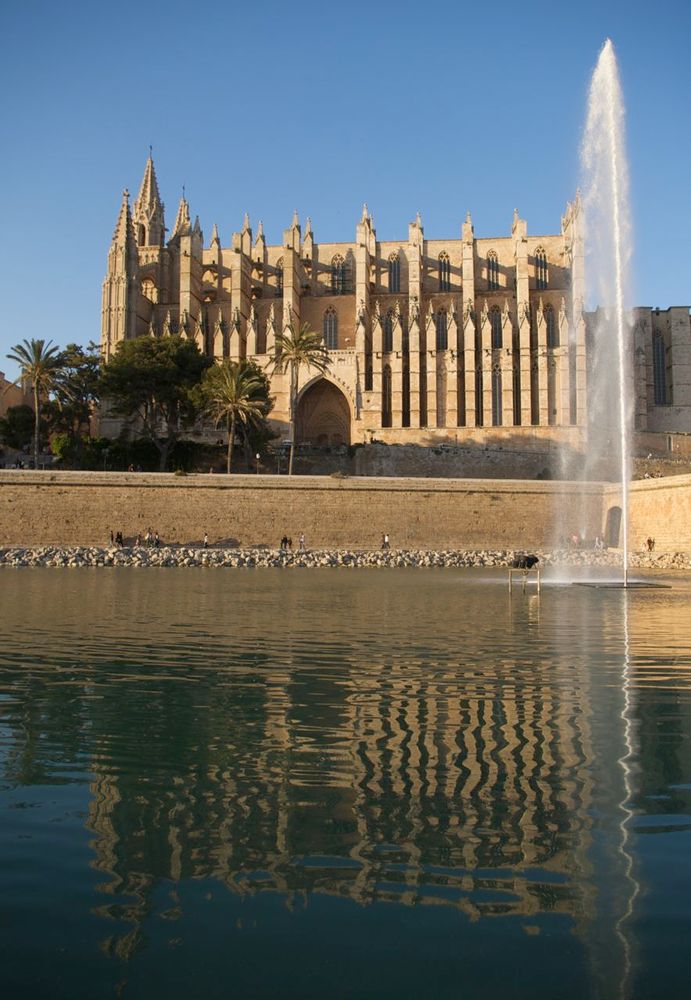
1,0,689,378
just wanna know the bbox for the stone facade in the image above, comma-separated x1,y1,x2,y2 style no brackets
101,156,691,452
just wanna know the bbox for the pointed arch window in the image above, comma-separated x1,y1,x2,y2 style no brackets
653,333,667,404
438,252,451,292
545,305,558,348
388,253,400,294
383,310,394,353
492,367,503,426
536,248,548,290
487,250,499,291
331,255,347,294
435,309,448,351
275,258,283,295
323,308,338,349
382,364,393,427
490,306,502,349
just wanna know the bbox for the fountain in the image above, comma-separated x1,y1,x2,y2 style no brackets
579,39,633,586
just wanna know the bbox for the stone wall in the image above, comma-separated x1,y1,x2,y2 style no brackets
1,471,689,552
0,471,602,550
619,474,691,553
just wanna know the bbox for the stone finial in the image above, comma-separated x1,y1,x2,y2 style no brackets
292,209,299,229
242,212,251,232
211,222,220,244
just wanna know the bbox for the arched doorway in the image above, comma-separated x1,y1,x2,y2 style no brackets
296,379,351,446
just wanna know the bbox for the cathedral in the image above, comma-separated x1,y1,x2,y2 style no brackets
101,156,691,456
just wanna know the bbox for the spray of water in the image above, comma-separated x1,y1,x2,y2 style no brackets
580,39,633,585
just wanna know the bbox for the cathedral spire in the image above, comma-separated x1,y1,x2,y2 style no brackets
171,192,191,238
111,189,136,248
133,154,165,247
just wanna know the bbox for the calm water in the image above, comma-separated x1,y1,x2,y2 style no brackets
1,568,690,1000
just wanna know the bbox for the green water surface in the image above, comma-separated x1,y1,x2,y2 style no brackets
1,568,690,999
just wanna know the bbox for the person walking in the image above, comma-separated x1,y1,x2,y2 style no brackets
299,533,306,551
381,533,390,551
203,532,209,549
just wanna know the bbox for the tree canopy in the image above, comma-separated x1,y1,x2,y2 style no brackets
100,336,212,470
5,338,64,468
198,359,273,473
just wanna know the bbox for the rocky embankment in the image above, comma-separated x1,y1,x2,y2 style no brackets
0,546,689,570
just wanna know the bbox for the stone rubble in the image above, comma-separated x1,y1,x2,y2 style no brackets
0,546,689,570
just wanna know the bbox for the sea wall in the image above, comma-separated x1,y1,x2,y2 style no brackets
0,471,603,550
621,474,691,553
1,471,689,552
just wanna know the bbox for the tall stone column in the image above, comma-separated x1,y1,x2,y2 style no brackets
407,215,424,429
536,300,549,425
445,306,459,428
425,306,437,429
408,306,421,428
230,214,253,360
391,305,404,427
512,211,532,426
371,303,383,421
462,300,477,427
557,299,571,424
480,302,493,427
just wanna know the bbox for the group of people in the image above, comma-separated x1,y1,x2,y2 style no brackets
109,528,161,548
280,534,307,551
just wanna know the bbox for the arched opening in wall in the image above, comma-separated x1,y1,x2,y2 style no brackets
383,310,394,353
547,357,558,426
531,361,540,425
513,366,521,425
402,357,410,427
491,367,502,426
382,365,392,427
605,506,622,548
138,224,146,246
296,378,351,447
457,368,466,426
490,307,502,349
388,253,400,294
435,309,448,351
323,308,338,349
487,250,499,290
535,247,548,290
546,305,558,348
475,366,483,426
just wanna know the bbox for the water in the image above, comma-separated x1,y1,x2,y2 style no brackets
581,39,633,582
1,568,691,999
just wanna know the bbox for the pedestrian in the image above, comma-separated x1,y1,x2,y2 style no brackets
109,529,114,546
382,533,390,551
135,533,142,546
288,537,293,551
154,532,160,548
646,536,655,552
299,533,306,551
203,532,209,549
280,535,288,550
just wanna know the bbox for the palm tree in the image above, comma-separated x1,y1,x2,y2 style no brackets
201,359,270,473
270,322,331,474
6,338,64,469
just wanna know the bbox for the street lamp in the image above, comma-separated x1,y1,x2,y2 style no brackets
255,452,260,475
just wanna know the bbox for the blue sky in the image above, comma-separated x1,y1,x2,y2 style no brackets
1,0,689,378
